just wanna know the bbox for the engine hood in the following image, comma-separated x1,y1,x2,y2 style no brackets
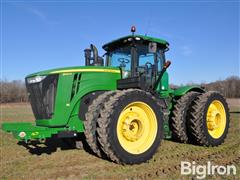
26,66,121,78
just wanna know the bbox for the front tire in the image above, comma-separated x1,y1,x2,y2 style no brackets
84,91,116,157
97,89,164,164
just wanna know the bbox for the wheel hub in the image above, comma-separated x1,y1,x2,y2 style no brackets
207,110,221,130
206,100,226,139
122,117,143,142
117,101,158,154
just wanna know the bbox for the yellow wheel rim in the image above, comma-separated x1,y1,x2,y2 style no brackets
206,100,226,139
117,101,158,154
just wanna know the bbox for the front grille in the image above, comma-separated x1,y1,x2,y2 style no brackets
26,74,59,120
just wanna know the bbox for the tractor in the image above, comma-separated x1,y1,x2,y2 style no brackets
1,27,230,164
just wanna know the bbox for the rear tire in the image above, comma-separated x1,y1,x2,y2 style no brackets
84,91,116,157
170,92,200,143
188,91,230,146
97,89,164,164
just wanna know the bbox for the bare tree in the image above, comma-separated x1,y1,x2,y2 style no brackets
203,76,240,98
0,80,28,103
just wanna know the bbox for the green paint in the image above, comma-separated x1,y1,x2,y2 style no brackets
2,122,65,141
173,85,205,96
67,115,84,131
103,34,169,50
1,117,84,142
35,68,121,127
26,66,120,78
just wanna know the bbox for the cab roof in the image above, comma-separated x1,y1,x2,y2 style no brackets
102,34,169,51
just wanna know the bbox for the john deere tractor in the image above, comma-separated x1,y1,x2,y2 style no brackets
2,27,230,164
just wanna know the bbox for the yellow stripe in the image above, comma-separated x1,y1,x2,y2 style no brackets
50,69,121,74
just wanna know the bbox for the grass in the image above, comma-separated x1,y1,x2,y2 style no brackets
0,102,239,179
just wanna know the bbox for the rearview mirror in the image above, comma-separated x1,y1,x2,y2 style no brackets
164,60,171,69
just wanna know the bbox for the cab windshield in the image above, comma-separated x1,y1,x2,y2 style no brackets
108,45,156,69
107,44,165,78
108,46,131,71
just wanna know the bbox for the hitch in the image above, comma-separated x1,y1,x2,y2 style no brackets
2,122,66,141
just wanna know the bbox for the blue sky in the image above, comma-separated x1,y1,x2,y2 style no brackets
1,1,239,85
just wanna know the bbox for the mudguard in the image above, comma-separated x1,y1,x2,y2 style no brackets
173,85,205,97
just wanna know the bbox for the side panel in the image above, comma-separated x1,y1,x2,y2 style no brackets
155,72,173,97
173,85,205,97
36,72,121,127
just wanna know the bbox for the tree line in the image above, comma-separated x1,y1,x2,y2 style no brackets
0,76,239,103
203,76,240,98
0,80,28,103
172,76,240,98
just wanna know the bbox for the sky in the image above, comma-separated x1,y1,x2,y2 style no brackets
1,1,239,85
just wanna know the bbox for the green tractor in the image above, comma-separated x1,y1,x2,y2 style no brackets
2,27,230,164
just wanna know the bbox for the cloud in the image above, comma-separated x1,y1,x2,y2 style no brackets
28,6,59,25
14,4,59,25
181,45,192,56
27,6,47,21
146,27,173,39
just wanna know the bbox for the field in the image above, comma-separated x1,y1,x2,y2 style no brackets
0,99,239,179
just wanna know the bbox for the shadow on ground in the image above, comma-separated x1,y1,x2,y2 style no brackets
17,134,92,156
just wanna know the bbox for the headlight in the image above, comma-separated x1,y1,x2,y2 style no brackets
27,76,46,84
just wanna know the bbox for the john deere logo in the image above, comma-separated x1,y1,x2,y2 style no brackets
31,132,39,136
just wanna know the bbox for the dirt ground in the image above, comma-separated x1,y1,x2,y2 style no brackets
227,98,240,112
0,100,239,179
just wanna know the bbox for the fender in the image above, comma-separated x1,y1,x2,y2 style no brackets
173,85,205,97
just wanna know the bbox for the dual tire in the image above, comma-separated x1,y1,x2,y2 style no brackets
188,91,230,146
83,89,164,164
171,91,230,146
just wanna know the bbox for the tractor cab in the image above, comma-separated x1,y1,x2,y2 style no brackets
104,36,168,76
85,26,171,91
104,27,170,91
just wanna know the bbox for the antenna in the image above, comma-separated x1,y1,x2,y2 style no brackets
145,9,153,36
